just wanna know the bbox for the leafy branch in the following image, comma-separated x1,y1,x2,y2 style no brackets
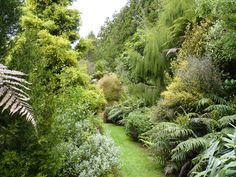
0,64,35,126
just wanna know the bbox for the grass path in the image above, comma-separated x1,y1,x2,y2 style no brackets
104,123,164,177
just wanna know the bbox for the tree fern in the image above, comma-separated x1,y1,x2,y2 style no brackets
151,122,195,139
171,137,208,162
219,114,236,128
205,104,235,116
0,64,35,126
197,98,213,111
209,94,227,105
188,118,219,133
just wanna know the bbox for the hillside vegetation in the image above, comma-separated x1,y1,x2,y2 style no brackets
0,0,236,177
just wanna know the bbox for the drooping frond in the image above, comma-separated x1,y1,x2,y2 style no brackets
219,114,236,128
188,118,219,132
171,137,208,162
151,122,195,139
0,64,35,126
209,94,227,105
205,104,235,115
197,98,213,110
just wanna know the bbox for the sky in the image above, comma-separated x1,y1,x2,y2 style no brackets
72,0,128,37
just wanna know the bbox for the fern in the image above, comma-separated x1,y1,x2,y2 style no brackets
171,137,208,162
219,114,236,128
205,104,235,116
197,98,213,111
152,122,195,139
209,94,227,105
0,64,35,126
188,118,219,133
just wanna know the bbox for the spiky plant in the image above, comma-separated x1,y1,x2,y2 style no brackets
0,64,35,126
190,128,236,177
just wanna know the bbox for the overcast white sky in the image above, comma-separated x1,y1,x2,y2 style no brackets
72,0,128,37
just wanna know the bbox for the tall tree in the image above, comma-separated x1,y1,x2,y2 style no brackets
0,0,22,59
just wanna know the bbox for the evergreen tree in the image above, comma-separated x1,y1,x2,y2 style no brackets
0,0,22,59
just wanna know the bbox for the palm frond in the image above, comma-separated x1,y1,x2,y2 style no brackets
0,64,35,126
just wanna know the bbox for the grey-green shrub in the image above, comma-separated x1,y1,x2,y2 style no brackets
59,132,119,177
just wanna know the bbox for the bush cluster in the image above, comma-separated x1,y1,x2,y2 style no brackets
125,108,153,141
97,74,122,102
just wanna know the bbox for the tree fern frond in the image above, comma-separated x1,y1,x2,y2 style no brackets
0,64,7,69
0,64,35,126
205,104,235,115
0,68,25,76
209,94,227,105
197,98,213,110
3,80,30,90
153,122,195,139
187,112,200,118
171,137,208,162
10,85,30,97
188,118,219,131
219,114,236,127
1,75,30,84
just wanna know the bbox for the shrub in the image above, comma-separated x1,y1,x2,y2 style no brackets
177,56,223,94
104,105,132,125
58,131,119,177
97,74,122,102
125,108,153,141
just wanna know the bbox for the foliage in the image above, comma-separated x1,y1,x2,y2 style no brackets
0,64,35,126
128,83,160,106
140,0,196,85
0,0,22,58
58,133,119,177
177,56,223,94
0,0,119,176
97,74,122,102
104,98,144,125
125,107,153,141
190,128,236,177
196,0,236,79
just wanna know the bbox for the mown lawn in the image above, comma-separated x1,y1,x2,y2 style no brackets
104,123,164,177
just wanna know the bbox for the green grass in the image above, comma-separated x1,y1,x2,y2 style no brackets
104,123,164,177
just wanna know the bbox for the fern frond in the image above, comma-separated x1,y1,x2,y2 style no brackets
187,112,200,118
205,104,235,115
171,137,208,162
153,122,195,139
0,64,35,126
219,114,236,128
197,98,213,110
209,94,227,105
188,118,219,131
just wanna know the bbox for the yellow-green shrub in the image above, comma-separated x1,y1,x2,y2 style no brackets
97,74,122,102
